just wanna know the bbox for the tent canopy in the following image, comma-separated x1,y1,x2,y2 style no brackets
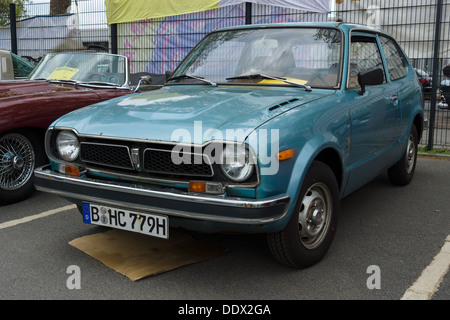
104,0,330,25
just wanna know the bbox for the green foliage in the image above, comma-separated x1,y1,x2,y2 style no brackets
0,0,30,26
419,146,450,155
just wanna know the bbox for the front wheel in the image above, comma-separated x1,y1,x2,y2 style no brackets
267,161,339,268
0,131,46,205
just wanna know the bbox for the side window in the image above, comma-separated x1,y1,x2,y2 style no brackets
379,36,407,81
348,35,386,89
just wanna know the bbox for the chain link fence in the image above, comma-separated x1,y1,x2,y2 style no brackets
2,0,449,148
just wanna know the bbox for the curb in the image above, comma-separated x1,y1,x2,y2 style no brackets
418,152,450,161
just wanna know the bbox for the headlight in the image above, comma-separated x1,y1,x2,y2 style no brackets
220,145,254,182
56,131,80,162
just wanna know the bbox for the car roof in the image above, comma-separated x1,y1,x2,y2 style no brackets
214,22,390,37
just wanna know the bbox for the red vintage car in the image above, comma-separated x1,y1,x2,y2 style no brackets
0,52,135,205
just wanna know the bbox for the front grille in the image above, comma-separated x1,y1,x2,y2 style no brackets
143,148,213,177
80,143,134,170
78,140,213,177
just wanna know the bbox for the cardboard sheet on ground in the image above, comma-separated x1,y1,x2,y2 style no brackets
69,229,227,281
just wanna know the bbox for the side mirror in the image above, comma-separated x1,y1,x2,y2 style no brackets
134,75,152,92
357,68,384,95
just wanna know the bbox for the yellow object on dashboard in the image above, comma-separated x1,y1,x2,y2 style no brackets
48,66,79,80
257,77,308,85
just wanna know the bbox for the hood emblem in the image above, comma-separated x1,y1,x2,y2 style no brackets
131,148,140,170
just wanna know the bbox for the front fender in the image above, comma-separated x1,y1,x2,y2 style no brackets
253,132,345,231
286,136,344,214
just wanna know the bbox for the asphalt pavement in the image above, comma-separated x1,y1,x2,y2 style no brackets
0,155,448,304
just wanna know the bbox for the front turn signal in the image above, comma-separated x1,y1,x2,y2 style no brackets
188,181,224,194
277,149,295,161
188,181,206,193
58,164,80,176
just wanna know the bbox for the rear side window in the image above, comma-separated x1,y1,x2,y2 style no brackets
379,36,407,81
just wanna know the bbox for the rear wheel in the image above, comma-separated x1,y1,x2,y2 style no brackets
0,131,46,205
267,161,339,268
388,125,418,186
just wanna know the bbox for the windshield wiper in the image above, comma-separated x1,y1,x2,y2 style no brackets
226,73,311,91
49,79,121,88
168,74,217,87
81,81,120,87
48,79,80,85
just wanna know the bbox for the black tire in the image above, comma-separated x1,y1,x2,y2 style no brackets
267,161,339,268
0,130,46,205
388,125,418,186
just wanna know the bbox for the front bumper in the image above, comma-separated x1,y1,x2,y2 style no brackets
34,165,290,226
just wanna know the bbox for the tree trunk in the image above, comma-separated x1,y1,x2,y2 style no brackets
50,0,72,15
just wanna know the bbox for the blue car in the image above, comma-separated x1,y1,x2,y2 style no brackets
35,22,424,268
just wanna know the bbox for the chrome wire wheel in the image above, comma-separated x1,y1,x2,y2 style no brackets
405,132,416,175
297,182,333,250
0,133,35,191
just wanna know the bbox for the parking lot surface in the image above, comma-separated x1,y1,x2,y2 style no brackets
0,157,448,304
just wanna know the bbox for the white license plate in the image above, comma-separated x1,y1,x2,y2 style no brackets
81,203,169,239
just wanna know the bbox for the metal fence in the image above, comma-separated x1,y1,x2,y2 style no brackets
2,0,450,148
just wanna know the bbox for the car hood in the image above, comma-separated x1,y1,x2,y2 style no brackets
53,85,330,143
0,80,92,98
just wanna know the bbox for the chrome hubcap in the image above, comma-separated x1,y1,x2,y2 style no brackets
406,133,415,174
13,155,25,170
0,134,34,191
298,182,332,249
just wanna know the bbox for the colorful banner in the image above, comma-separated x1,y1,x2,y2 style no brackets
105,0,219,24
105,0,330,24
116,5,328,74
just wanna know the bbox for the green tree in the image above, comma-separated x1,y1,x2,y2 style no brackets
0,0,30,26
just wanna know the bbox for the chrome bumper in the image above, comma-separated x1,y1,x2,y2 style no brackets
34,165,290,225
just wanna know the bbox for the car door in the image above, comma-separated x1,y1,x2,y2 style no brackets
378,35,410,135
345,32,401,192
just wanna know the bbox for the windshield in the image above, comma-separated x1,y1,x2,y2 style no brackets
171,27,342,89
28,52,128,87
